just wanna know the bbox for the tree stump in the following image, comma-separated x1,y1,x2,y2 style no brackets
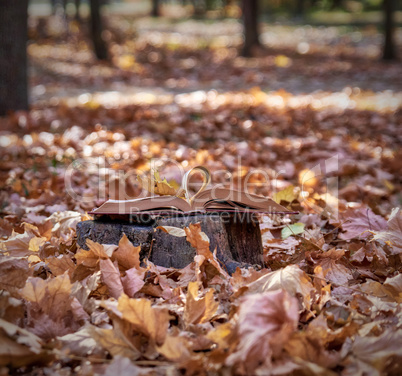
76,213,263,274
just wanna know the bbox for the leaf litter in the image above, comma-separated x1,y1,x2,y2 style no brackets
0,13,402,376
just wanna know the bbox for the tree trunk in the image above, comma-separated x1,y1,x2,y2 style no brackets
330,0,343,9
242,0,260,57
383,0,396,60
90,0,109,60
0,0,28,115
151,0,160,17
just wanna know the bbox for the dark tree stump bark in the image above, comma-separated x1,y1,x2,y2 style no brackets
76,214,263,274
0,0,29,115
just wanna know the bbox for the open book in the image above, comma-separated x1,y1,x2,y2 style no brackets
90,166,294,216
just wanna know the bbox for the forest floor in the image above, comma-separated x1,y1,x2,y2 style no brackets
0,14,402,376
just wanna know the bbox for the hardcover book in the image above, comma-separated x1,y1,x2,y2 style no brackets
90,166,293,216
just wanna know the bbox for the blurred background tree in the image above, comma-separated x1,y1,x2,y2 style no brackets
0,0,29,115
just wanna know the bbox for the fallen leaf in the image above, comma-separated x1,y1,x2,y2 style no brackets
100,258,124,299
117,294,171,345
226,290,299,374
112,234,142,270
184,281,219,325
373,207,402,253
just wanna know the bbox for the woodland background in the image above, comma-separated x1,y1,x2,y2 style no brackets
0,0,402,375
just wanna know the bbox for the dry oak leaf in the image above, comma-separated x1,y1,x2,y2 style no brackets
226,289,299,374
75,239,109,268
48,210,83,240
117,294,172,346
0,256,30,290
0,223,45,257
0,318,45,367
57,325,103,357
273,185,299,204
184,281,219,325
112,233,142,271
247,264,314,311
339,207,387,240
373,207,402,254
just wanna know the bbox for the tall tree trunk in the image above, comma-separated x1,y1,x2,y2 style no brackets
90,0,109,60
242,0,260,57
151,0,160,17
0,0,29,115
383,0,396,60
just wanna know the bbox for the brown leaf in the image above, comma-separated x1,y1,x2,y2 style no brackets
373,207,402,254
184,281,219,325
339,207,387,240
75,239,109,268
117,294,171,346
112,234,142,270
121,267,145,297
88,325,141,359
0,318,45,367
0,223,45,257
247,264,314,310
226,290,299,374
100,258,124,299
46,255,75,277
0,257,30,290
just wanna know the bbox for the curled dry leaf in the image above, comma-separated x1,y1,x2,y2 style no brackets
117,294,172,346
373,207,402,254
339,207,387,240
247,264,314,311
184,281,219,325
226,289,299,374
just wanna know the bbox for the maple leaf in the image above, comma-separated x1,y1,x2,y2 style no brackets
46,254,75,277
88,325,141,359
184,281,219,325
137,170,177,196
157,333,193,363
339,207,387,240
121,267,145,297
346,329,402,374
0,256,30,291
112,233,142,270
226,290,299,374
373,207,402,254
100,258,124,299
75,239,109,268
247,264,314,310
0,318,46,367
0,223,45,257
20,273,85,339
273,185,299,204
103,356,154,376
117,294,172,346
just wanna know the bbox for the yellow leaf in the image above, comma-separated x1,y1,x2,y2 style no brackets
273,185,299,204
137,170,177,196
